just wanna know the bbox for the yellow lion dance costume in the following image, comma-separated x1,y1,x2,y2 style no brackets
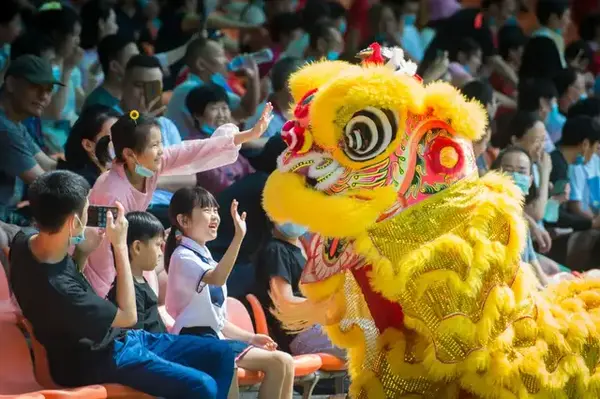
262,46,600,398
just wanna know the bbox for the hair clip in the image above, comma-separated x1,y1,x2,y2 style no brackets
129,110,140,124
39,2,62,11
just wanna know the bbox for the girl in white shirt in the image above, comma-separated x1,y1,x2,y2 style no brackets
165,187,295,399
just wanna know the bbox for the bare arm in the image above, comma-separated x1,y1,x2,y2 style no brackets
202,235,243,286
34,151,57,172
44,67,73,120
489,55,518,87
232,66,261,122
111,242,138,327
206,13,258,30
525,159,551,222
222,320,254,342
19,164,45,184
567,200,595,220
269,276,305,303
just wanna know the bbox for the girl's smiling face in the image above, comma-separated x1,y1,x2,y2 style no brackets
181,206,221,245
134,125,164,172
512,120,546,162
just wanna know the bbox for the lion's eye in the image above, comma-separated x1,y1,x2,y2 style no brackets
342,107,398,162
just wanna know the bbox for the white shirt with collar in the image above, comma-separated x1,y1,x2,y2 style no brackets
166,236,228,336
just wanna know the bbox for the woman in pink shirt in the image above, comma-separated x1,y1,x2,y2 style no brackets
86,105,273,298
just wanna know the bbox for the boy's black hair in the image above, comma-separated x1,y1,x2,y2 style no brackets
536,0,570,26
460,79,494,108
125,54,162,72
560,115,600,147
109,113,160,162
10,31,54,60
517,78,558,111
125,212,165,248
308,19,337,50
498,25,526,60
302,0,331,31
80,0,114,50
552,67,578,98
98,33,136,76
567,97,600,119
28,171,90,234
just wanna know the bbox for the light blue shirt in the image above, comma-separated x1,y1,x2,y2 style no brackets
399,25,425,62
569,154,600,213
166,73,241,140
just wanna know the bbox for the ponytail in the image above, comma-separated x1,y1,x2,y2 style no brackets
95,135,113,167
164,226,179,273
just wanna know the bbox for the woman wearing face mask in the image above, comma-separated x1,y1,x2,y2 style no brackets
186,84,255,196
252,221,346,360
491,146,550,287
447,38,482,87
85,104,273,298
58,105,120,187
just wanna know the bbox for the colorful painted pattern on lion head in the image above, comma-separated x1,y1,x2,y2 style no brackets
263,57,488,239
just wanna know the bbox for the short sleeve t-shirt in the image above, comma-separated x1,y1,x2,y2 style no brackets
82,86,120,112
107,277,166,334
166,237,228,336
9,232,125,387
0,110,41,218
253,237,305,352
568,154,600,213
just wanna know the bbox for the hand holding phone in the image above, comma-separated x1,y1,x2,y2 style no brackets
87,205,119,228
142,80,163,114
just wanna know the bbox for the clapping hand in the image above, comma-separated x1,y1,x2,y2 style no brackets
231,199,247,238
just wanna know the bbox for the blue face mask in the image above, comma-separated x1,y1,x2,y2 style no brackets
574,154,586,165
135,163,155,178
201,123,216,136
70,216,86,246
403,14,417,26
278,222,308,239
462,64,471,74
338,20,347,35
580,93,588,101
545,102,566,133
543,198,560,222
326,51,340,61
510,172,531,195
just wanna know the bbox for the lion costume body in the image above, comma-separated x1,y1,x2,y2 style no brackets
261,48,600,399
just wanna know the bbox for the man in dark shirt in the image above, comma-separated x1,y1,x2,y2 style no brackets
10,170,235,398
0,55,60,224
420,0,518,87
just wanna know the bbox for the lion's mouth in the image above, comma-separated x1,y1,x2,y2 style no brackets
278,151,345,192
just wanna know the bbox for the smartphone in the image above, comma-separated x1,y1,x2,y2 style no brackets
143,80,163,113
552,180,568,196
87,205,118,228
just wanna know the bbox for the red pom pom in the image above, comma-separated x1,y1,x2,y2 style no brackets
425,136,465,175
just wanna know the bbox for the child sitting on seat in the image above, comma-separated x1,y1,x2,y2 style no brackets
165,187,295,399
107,212,166,333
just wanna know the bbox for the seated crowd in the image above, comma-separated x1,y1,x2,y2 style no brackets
2,0,600,397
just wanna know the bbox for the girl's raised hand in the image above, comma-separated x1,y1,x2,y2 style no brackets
231,199,247,238
249,102,274,139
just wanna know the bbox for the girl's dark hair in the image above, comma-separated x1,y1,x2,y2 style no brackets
80,0,114,49
125,211,165,248
65,105,120,169
494,110,541,149
101,113,160,162
164,187,219,272
461,79,494,108
553,67,578,98
36,3,81,48
491,145,538,204
450,37,481,62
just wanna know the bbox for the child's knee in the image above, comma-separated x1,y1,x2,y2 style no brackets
268,351,294,372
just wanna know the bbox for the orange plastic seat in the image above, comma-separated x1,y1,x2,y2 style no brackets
244,294,268,335
318,353,346,372
19,319,152,398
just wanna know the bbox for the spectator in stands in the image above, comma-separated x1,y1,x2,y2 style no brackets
9,32,56,153
447,38,482,87
83,34,139,111
0,56,60,225
545,68,586,148
166,38,260,139
0,0,23,80
419,0,518,88
35,3,85,153
10,170,236,398
579,13,600,76
461,79,497,118
57,105,120,187
283,0,332,59
186,84,255,196
491,146,549,286
396,0,426,62
86,104,273,298
305,20,344,62
253,219,348,357
491,25,526,98
244,57,303,158
165,187,295,399
263,12,303,76
107,211,166,333
79,0,119,90
364,3,401,50
520,0,570,80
